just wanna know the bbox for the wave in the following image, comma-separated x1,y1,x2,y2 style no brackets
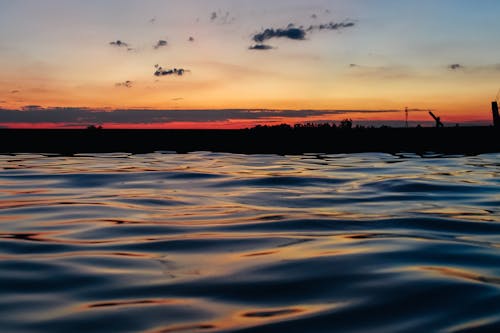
0,153,499,332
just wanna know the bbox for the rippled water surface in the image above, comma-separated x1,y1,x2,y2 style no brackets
1,152,499,333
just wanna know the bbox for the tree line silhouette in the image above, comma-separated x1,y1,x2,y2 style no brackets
250,119,361,131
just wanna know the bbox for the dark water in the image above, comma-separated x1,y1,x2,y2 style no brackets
1,152,499,333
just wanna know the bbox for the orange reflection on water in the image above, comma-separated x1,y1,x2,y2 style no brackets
84,299,181,310
420,207,499,222
146,303,342,333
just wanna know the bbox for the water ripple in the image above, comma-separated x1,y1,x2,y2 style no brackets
0,153,499,332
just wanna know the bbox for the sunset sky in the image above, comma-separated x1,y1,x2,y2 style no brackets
1,0,499,128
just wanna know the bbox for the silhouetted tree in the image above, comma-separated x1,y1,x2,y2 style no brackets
339,119,353,129
87,125,103,130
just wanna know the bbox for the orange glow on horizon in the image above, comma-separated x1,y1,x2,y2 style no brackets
0,111,491,130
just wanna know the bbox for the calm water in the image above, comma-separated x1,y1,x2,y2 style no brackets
0,152,499,333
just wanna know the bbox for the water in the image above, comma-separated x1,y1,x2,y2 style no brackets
0,152,499,333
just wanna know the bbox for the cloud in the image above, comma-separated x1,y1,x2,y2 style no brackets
0,108,403,126
449,64,463,71
347,63,413,79
306,22,355,32
115,81,133,88
249,44,274,51
188,36,195,42
109,40,129,47
21,105,43,111
154,65,190,77
11,90,20,94
154,40,168,49
253,25,306,43
210,10,234,24
251,21,355,49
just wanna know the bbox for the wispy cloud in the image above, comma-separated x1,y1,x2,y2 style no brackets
115,81,133,88
347,63,414,79
21,105,43,111
306,22,355,32
210,10,235,24
109,40,129,47
249,44,274,51
448,63,463,71
109,40,134,51
154,40,168,50
444,63,500,75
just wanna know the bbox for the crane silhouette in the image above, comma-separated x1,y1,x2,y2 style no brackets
429,111,444,128
404,107,429,128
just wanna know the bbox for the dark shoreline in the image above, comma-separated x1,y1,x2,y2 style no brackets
1,127,499,155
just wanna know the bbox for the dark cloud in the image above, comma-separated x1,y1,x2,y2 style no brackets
0,108,402,126
154,65,189,77
253,26,306,43
109,40,129,47
11,90,20,94
251,21,355,48
249,44,274,51
210,12,217,21
115,81,133,88
154,40,168,50
311,14,318,19
172,98,184,101
188,36,195,42
149,17,156,24
449,64,463,71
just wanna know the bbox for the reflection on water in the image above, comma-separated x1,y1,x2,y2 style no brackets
0,152,499,333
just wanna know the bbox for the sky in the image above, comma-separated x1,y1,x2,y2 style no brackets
1,0,500,128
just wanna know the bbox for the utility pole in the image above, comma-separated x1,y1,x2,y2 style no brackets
492,102,500,128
